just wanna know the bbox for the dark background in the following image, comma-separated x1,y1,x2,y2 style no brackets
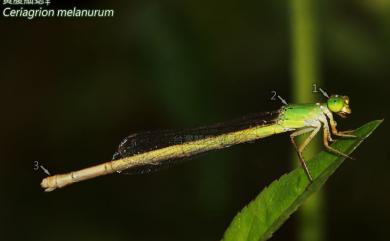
1,1,388,241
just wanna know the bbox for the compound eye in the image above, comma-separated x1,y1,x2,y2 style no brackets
327,96,344,112
344,96,350,104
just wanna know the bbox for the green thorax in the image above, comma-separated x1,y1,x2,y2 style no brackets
278,103,325,129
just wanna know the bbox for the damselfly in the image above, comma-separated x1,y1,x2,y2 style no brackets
41,94,355,192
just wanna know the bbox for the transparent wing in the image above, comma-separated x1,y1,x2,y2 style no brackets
112,110,281,174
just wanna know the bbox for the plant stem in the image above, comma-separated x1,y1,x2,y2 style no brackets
290,1,325,241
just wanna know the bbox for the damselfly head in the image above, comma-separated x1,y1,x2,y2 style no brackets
327,95,351,118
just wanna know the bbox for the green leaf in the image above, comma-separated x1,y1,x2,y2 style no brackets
222,120,383,241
